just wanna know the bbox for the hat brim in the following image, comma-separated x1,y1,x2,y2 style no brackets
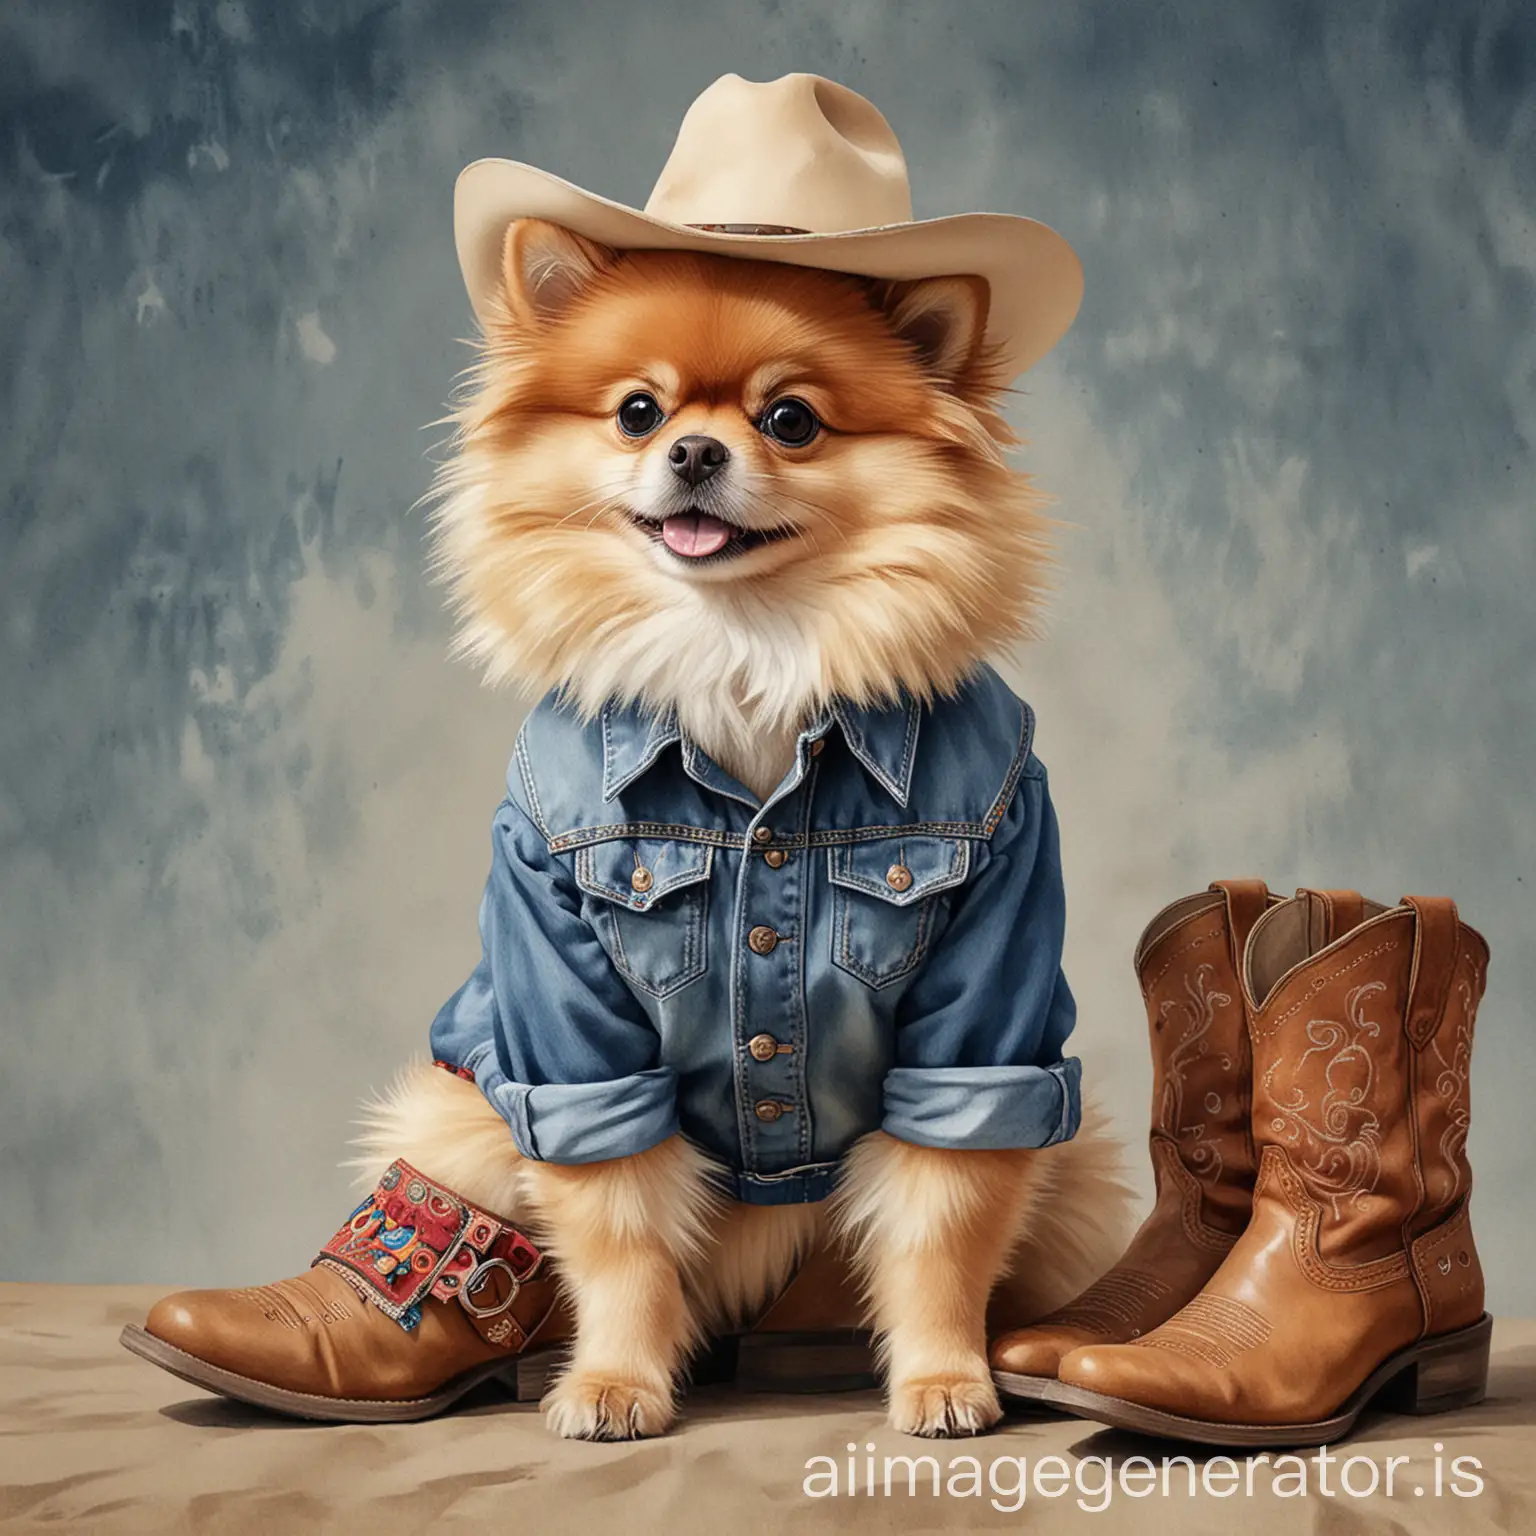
454,159,1083,382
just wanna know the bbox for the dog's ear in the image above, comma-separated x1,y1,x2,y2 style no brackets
500,218,618,327
874,274,991,385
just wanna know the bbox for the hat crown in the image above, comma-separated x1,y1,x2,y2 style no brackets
643,73,913,234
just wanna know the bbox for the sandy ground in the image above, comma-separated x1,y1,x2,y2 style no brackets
2,1284,1534,1534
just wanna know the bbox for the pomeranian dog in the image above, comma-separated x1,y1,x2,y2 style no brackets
351,217,1131,1441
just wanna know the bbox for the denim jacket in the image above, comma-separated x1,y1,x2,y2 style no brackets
429,664,1082,1205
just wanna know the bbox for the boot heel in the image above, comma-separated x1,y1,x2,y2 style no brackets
1390,1315,1493,1416
496,1345,565,1402
735,1328,878,1393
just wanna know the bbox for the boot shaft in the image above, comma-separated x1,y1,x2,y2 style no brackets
1134,880,1276,1234
1244,892,1489,1262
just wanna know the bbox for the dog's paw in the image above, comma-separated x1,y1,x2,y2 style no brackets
543,1370,676,1441
888,1374,1003,1438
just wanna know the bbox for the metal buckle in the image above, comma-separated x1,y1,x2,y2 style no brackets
459,1257,521,1318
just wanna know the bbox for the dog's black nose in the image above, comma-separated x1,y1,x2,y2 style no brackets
668,434,729,486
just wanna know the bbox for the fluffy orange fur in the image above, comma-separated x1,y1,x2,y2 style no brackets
355,1063,1130,1438
430,220,1057,782
402,220,1129,1439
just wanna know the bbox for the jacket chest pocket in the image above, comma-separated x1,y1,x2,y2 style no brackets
826,836,971,989
573,838,712,1000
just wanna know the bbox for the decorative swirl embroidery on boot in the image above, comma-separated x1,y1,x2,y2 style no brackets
1136,1294,1273,1368
1046,1269,1174,1335
1158,962,1234,1185
1427,970,1479,1205
1263,981,1386,1220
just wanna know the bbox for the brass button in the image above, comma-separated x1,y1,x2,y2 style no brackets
630,866,654,893
886,864,913,893
809,738,825,756
747,925,779,955
754,1099,786,1123
764,848,787,868
748,1033,781,1062
752,826,774,845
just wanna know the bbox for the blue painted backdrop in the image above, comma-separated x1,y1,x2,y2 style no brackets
3,1,1532,1303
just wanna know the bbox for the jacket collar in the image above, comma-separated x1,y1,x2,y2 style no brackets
600,699,682,800
828,696,921,807
599,694,922,807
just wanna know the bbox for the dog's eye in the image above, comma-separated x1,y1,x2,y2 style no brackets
759,397,820,447
617,393,664,438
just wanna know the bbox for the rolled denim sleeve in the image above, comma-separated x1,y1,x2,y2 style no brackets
428,794,677,1164
882,761,1081,1151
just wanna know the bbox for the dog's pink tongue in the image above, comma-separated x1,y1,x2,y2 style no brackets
662,512,732,558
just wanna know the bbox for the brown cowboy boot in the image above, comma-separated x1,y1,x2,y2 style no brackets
122,1157,873,1420
991,880,1280,1399
736,1238,875,1392
120,1159,569,1422
1052,892,1491,1446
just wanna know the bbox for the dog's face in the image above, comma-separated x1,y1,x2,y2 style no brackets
434,220,1051,728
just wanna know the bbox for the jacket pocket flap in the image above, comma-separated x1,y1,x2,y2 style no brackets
826,836,971,907
574,838,713,911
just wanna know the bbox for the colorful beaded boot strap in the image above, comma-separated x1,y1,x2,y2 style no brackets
314,1158,544,1335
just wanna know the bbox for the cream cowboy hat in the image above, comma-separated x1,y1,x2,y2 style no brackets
454,72,1083,381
